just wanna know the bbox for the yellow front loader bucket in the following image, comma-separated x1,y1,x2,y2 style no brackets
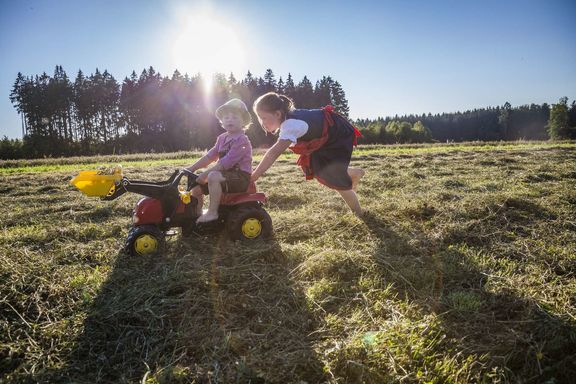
71,167,123,197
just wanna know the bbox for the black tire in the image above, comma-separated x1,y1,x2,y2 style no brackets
225,205,273,241
125,225,166,256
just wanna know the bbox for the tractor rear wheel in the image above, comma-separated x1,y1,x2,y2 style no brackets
226,205,273,241
125,225,166,256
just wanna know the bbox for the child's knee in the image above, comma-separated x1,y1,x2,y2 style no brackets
207,171,223,184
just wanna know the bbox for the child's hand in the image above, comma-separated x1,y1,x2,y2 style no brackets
197,171,209,184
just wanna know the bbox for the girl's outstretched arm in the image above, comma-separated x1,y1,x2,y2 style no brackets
251,139,292,182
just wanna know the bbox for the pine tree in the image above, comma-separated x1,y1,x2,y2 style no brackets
36,72,52,138
9,72,28,136
119,71,140,139
49,65,74,142
228,72,237,85
212,73,230,109
277,76,285,94
330,81,349,117
263,68,277,93
547,97,574,139
314,76,332,107
284,73,296,98
569,100,576,128
101,70,120,141
256,77,266,94
498,102,511,140
73,70,90,144
296,76,314,108
242,71,256,90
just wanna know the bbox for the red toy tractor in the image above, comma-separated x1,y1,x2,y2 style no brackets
71,167,272,256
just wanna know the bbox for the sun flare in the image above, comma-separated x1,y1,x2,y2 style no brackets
172,13,245,89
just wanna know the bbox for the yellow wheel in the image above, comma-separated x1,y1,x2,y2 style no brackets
226,205,272,241
241,218,262,239
134,234,159,255
125,225,166,256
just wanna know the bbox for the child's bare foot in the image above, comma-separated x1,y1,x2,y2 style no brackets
352,172,364,191
197,212,218,223
337,189,363,217
349,168,365,192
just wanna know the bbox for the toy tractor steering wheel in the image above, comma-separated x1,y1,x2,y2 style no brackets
180,168,199,191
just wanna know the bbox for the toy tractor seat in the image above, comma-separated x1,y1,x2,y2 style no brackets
220,181,266,205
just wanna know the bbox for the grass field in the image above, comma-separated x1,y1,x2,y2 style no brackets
1,142,575,383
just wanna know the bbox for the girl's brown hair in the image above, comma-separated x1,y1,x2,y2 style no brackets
253,92,295,118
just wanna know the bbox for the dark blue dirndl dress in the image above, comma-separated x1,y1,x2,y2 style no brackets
287,108,359,190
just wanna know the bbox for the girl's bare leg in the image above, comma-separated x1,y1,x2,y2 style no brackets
338,189,363,217
348,167,365,191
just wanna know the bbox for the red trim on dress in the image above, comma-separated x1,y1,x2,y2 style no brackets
288,106,332,180
288,106,362,183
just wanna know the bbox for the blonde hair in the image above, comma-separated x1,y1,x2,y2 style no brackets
253,92,295,119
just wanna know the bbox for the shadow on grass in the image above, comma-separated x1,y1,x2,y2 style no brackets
34,235,324,383
359,211,576,383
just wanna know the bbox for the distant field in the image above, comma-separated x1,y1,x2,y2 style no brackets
1,140,574,173
1,142,575,383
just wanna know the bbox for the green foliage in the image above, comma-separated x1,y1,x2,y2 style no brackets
547,97,576,140
360,120,434,144
372,120,432,143
0,136,23,160
412,121,432,142
356,101,555,143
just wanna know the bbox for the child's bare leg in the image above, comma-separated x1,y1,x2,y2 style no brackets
348,167,365,191
197,171,225,223
338,189,363,217
190,186,204,216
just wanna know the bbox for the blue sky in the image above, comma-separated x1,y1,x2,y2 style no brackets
1,0,575,139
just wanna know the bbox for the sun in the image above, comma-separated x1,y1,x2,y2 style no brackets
172,13,245,89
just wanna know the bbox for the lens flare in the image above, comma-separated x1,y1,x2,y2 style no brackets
172,12,245,91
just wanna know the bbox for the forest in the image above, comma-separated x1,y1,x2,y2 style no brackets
357,98,576,144
6,66,348,158
3,65,576,159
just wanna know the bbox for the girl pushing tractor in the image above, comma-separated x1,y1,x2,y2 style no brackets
71,95,364,255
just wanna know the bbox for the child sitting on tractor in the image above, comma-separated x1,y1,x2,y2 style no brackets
186,99,253,223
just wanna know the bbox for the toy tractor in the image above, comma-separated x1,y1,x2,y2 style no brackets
71,166,272,256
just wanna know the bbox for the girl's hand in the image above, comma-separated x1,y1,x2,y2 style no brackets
250,139,291,182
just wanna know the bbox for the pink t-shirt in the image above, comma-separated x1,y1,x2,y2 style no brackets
206,132,252,174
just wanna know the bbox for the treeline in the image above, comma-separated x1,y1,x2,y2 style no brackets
358,120,432,144
355,99,576,144
5,66,349,159
4,64,576,160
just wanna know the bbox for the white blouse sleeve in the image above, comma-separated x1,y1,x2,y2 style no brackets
278,119,309,143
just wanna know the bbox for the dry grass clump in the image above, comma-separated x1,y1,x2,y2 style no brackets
1,142,575,383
